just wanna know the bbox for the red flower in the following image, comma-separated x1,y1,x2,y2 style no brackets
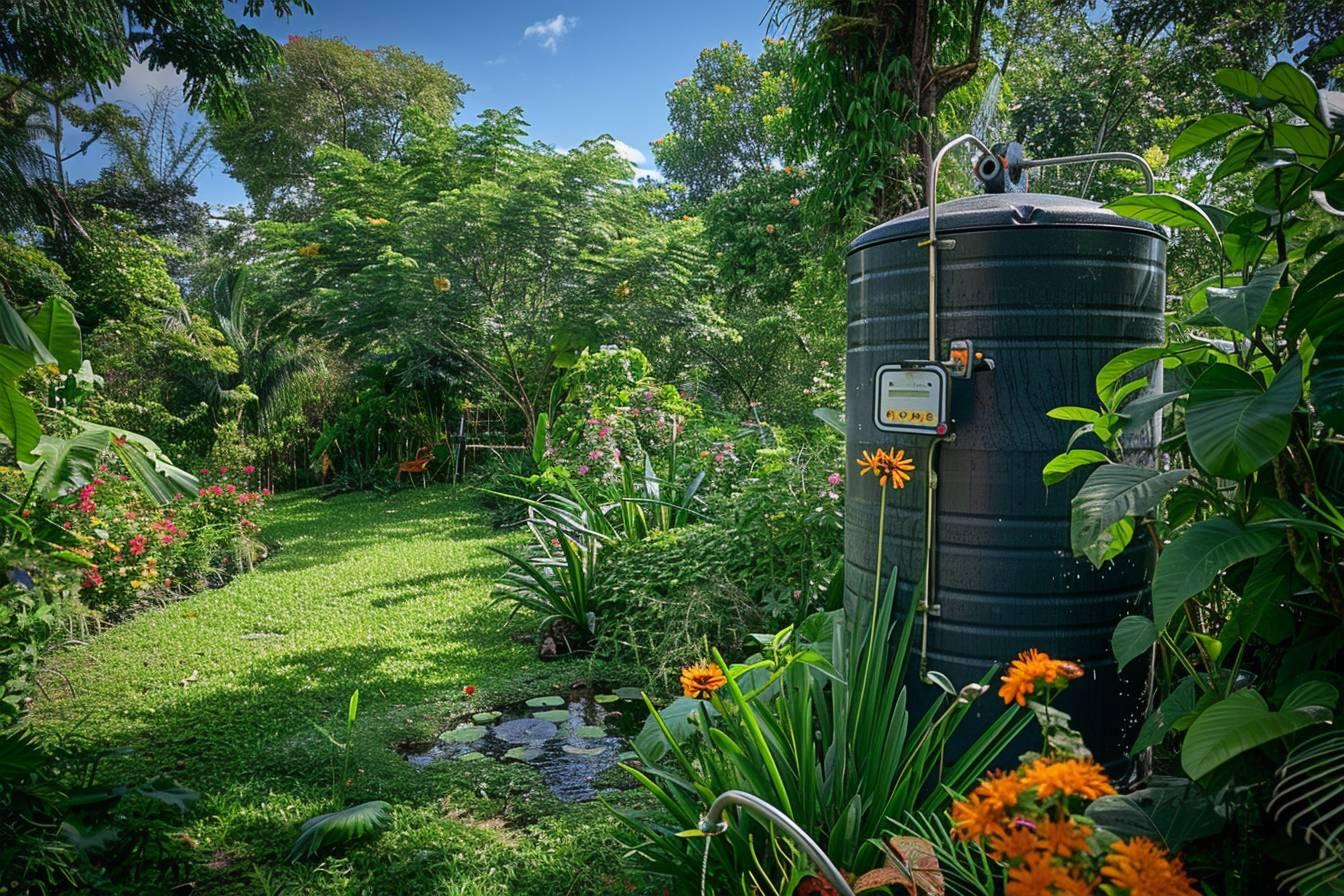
129,535,147,556
463,685,476,696
243,465,256,474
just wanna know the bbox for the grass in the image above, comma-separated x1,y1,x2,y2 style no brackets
30,486,653,895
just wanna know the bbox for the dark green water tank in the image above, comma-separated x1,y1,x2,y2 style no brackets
845,193,1166,770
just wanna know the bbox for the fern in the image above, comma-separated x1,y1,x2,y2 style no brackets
1270,730,1344,895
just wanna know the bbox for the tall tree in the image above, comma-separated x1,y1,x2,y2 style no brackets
770,0,995,223
208,36,469,217
652,38,798,204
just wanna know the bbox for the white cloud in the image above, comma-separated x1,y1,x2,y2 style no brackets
523,14,576,52
607,138,646,165
632,167,664,182
101,58,186,105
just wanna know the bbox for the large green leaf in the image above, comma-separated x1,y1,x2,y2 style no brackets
288,800,391,861
1312,331,1344,432
1261,62,1324,129
1104,193,1222,251
0,296,55,364
1206,263,1286,334
1042,449,1109,486
25,297,81,373
1151,519,1281,628
1170,113,1252,160
1071,464,1189,559
1287,242,1344,344
0,346,33,383
1112,615,1158,670
0,381,41,463
1182,689,1330,781
1185,355,1302,479
24,429,113,498
1132,678,1199,754
1273,123,1330,166
1214,131,1265,183
1214,68,1262,102
1087,776,1224,851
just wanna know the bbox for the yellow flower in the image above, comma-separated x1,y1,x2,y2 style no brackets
680,662,727,699
998,648,1084,706
365,216,390,225
89,516,103,526
131,579,145,588
878,448,915,489
1102,836,1198,896
107,542,121,553
296,243,321,258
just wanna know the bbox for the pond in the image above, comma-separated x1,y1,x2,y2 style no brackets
402,685,651,802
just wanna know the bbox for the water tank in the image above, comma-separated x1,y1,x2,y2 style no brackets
845,193,1166,770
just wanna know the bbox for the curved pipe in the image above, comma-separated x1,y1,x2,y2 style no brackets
698,790,856,896
1020,151,1156,194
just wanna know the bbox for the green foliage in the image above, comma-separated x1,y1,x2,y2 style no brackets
652,38,799,202
289,800,392,862
1045,60,1344,894
612,576,1025,891
208,36,468,217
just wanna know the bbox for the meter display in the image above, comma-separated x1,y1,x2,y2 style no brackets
873,363,948,435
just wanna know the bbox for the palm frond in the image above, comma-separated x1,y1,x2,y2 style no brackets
1270,730,1344,894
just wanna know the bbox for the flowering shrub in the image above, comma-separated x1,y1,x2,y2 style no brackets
948,650,1200,896
49,463,269,611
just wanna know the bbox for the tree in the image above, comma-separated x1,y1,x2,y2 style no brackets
769,0,995,223
83,87,211,246
208,36,469,217
0,0,311,234
651,38,798,203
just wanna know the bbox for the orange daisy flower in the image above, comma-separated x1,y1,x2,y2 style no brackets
950,792,1008,842
680,661,727,699
1037,816,1092,858
986,824,1042,861
1101,837,1198,896
1005,853,1074,896
1020,757,1115,802
856,449,886,479
998,648,1084,706
971,770,1026,814
878,448,916,488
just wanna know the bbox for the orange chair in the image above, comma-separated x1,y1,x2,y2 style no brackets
397,447,433,486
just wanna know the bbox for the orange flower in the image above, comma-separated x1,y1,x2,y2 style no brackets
680,662,727,699
998,648,1084,706
1038,816,1092,857
1101,837,1198,896
433,276,451,292
971,770,1026,814
1005,853,1076,896
856,449,885,479
950,792,1007,842
855,448,917,489
1020,757,1115,801
986,824,1041,861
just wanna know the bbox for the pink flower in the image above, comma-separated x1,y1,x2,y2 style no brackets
243,465,255,474
598,426,611,437
218,466,229,474
612,449,621,460
199,468,210,475
161,535,174,545
827,473,842,486
226,484,237,494
129,535,147,556
588,449,604,460
642,390,653,400
82,568,103,589
261,488,271,496
209,485,224,496
577,464,590,475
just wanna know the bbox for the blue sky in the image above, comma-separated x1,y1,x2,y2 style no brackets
64,1,774,208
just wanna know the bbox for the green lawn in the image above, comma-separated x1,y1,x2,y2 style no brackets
31,487,650,895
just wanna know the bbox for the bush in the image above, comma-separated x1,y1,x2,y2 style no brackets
46,461,268,612
598,525,766,689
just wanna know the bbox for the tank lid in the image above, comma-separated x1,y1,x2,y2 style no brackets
849,192,1166,253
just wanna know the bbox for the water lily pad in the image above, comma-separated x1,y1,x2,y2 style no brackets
594,694,619,704
524,695,565,708
613,687,644,700
504,746,542,761
438,725,486,743
562,745,606,756
493,718,558,744
456,751,487,762
532,709,570,723
471,711,501,724
575,725,606,739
